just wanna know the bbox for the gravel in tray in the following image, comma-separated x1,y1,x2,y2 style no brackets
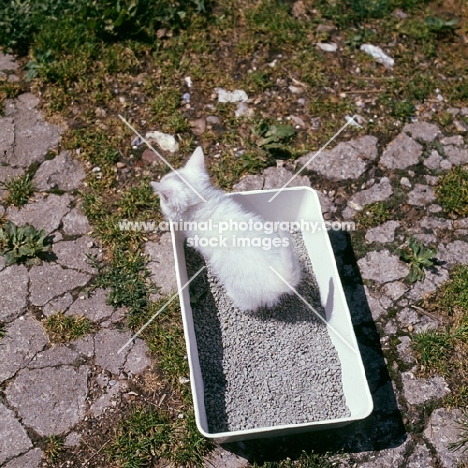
185,230,351,433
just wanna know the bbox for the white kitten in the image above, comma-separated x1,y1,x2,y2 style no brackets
151,147,301,311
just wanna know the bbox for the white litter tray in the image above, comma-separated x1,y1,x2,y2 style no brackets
170,187,373,443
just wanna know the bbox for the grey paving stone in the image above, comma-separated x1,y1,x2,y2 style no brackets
423,150,443,170
232,174,264,191
440,159,452,170
203,446,249,468
425,175,439,186
365,290,387,320
396,336,415,364
0,53,19,71
316,191,336,215
5,365,89,436
146,232,178,297
397,307,438,332
124,338,151,375
407,184,436,206
297,136,377,180
0,264,29,323
403,122,440,142
406,443,434,468
0,403,33,465
402,372,450,405
42,292,74,317
453,217,468,230
62,206,91,235
358,250,409,283
67,288,114,322
94,328,133,375
90,382,121,417
7,193,72,234
4,93,63,168
440,135,464,146
0,255,5,272
71,335,95,358
382,281,408,301
0,117,15,163
365,220,400,244
380,133,422,169
380,133,423,169
408,268,449,302
438,240,468,269
28,345,80,369
418,217,453,232
444,144,468,165
428,204,442,213
358,439,410,468
64,432,81,448
0,315,48,383
348,178,393,210
2,448,43,468
52,235,99,274
33,150,86,191
424,408,468,468
29,263,91,307
263,166,311,189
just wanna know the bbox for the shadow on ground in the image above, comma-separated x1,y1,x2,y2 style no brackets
221,230,406,465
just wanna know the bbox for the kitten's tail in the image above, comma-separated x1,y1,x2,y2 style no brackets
277,229,301,288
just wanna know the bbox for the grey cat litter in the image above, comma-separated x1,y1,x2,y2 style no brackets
185,230,351,433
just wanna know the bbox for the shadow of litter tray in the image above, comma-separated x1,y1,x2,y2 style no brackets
222,230,406,465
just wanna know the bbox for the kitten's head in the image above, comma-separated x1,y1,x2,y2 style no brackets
151,146,211,220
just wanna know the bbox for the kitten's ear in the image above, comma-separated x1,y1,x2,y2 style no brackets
150,181,162,193
150,181,171,201
185,146,205,170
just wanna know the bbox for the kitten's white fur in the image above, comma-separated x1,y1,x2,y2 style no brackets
151,147,301,311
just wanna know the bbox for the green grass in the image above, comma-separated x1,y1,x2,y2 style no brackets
107,406,209,467
43,435,64,462
356,202,392,228
1,173,34,207
43,312,94,343
437,167,468,217
252,450,337,468
412,265,468,406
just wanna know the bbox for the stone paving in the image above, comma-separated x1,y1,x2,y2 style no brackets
2,52,468,468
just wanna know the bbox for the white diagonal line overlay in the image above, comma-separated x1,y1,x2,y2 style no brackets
118,114,206,203
268,115,359,203
117,265,207,354
269,266,358,354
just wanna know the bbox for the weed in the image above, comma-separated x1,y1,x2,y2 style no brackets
95,249,155,314
397,236,437,283
412,328,453,373
439,264,468,317
107,406,209,467
127,297,188,394
449,411,468,453
0,222,52,266
425,16,458,36
116,181,160,219
44,312,93,343
252,450,336,468
437,167,468,217
252,120,296,150
44,435,64,462
356,202,391,228
0,322,5,339
1,173,34,207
